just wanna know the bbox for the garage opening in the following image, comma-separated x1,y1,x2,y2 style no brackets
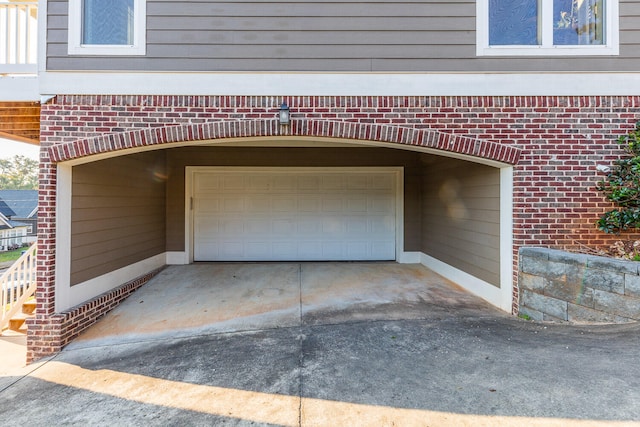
60,143,512,313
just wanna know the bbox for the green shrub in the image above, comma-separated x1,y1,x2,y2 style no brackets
597,122,640,233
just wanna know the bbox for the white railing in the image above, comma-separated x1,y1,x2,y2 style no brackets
1,243,36,331
0,1,37,74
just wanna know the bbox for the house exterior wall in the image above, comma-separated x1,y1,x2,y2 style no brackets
421,157,501,287
14,218,38,243
29,94,640,362
46,0,640,72
71,151,166,285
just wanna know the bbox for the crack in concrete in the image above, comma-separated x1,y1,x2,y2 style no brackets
297,263,303,427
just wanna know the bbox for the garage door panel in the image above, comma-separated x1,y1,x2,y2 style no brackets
193,169,397,261
369,196,394,213
298,219,322,235
321,218,346,235
321,175,345,190
222,176,245,191
372,241,396,258
221,197,245,213
272,196,296,212
347,175,368,189
298,197,319,212
247,175,270,191
195,217,218,236
346,242,368,258
322,197,344,213
272,219,294,234
346,218,368,234
223,218,245,235
347,197,368,213
246,219,270,234
196,175,221,192
197,198,220,213
247,196,271,212
370,216,395,234
298,242,322,258
219,242,244,258
272,242,297,258
322,242,343,258
298,176,321,191
372,174,395,189
246,242,269,258
272,176,295,191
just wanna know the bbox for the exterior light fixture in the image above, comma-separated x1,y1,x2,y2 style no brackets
279,103,290,125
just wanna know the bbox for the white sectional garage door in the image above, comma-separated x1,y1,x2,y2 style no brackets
192,168,398,261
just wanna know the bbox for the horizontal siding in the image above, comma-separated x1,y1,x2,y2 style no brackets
421,157,501,288
71,152,166,286
46,0,640,72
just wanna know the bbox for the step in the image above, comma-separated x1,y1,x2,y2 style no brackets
8,317,26,332
22,300,36,315
8,312,30,333
1,328,25,337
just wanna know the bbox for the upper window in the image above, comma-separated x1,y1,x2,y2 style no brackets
68,0,146,55
477,0,619,56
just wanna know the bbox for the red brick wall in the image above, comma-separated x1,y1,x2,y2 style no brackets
30,95,640,361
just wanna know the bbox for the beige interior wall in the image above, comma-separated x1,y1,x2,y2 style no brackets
420,155,501,287
70,151,167,285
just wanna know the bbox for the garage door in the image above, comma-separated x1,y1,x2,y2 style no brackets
192,168,398,261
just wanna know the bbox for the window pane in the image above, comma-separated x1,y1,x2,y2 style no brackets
489,0,539,45
82,0,134,45
554,0,605,45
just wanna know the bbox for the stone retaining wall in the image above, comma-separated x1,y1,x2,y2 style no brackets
519,247,640,323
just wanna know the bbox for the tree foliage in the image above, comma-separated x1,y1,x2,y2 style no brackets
0,155,38,190
597,122,640,233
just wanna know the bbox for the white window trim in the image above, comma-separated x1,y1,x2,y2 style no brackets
476,0,619,56
68,0,146,56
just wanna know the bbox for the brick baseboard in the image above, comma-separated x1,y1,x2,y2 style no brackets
27,267,164,363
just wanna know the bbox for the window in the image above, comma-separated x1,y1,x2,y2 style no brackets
477,0,619,56
68,0,146,55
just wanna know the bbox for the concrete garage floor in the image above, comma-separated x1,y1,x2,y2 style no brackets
72,262,496,347
1,262,640,426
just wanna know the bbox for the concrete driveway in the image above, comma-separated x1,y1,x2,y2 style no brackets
1,262,640,426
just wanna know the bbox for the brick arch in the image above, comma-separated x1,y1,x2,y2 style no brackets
48,119,521,165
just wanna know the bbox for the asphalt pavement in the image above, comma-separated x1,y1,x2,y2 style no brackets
0,263,638,426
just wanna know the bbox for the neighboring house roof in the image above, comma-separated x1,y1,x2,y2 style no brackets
0,211,19,230
0,211,28,231
0,190,38,219
0,199,15,218
0,212,11,228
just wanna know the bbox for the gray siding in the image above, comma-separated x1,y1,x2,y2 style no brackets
421,156,501,287
71,152,166,286
47,0,640,72
164,146,423,252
